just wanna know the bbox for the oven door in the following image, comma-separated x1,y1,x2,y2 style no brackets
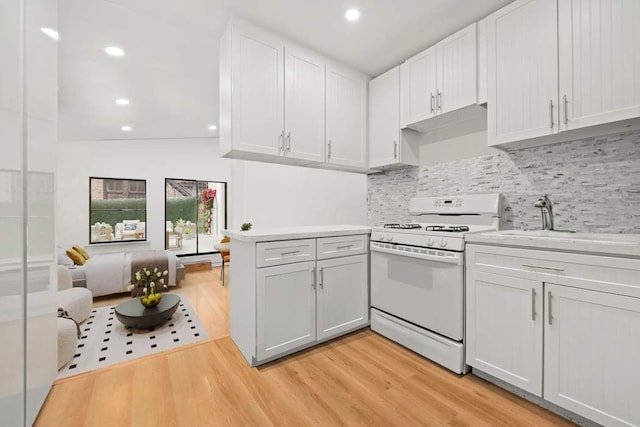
370,243,464,341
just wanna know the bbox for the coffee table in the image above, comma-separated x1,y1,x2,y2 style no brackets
115,294,181,329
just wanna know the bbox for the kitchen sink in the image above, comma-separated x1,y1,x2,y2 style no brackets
488,230,640,244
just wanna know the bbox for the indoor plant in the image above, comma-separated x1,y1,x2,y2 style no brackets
127,267,169,308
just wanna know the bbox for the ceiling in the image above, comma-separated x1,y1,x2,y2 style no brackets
58,0,513,142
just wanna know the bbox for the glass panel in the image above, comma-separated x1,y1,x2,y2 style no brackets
89,177,147,243
165,179,227,256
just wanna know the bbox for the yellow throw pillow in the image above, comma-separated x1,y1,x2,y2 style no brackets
73,245,90,260
66,248,86,266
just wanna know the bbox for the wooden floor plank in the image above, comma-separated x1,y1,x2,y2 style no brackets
36,267,574,426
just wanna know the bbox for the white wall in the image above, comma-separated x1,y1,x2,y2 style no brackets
56,138,232,250
57,139,369,250
230,160,368,230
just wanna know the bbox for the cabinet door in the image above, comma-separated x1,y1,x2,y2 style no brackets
369,66,400,168
466,270,543,396
231,22,284,156
544,284,640,426
400,46,437,127
317,254,368,341
437,23,477,115
559,0,640,131
256,261,316,361
325,64,367,168
486,0,559,146
284,46,325,162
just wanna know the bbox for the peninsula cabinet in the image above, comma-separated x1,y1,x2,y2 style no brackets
230,229,370,367
400,23,477,130
369,66,420,168
466,243,640,426
487,0,640,149
219,18,369,172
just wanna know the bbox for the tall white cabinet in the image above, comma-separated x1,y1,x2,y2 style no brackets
230,228,370,367
0,0,58,424
220,18,369,171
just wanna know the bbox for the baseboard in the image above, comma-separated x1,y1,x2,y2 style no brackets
184,262,212,273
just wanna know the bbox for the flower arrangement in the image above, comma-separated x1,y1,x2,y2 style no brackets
128,266,168,308
199,188,217,234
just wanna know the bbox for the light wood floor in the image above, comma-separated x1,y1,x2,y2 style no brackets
36,267,574,426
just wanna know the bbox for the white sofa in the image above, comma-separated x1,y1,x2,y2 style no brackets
57,266,93,370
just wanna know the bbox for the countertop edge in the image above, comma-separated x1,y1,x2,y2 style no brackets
226,225,372,242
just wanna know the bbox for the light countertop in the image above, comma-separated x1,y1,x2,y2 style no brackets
226,225,371,242
466,230,640,258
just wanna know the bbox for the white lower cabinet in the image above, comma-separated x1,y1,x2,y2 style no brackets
466,270,543,396
544,283,640,427
232,233,369,367
316,254,368,341
466,243,640,426
256,261,316,361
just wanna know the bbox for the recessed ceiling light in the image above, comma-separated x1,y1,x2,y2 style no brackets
121,126,132,132
115,98,130,106
345,8,360,21
105,46,125,57
208,125,217,131
40,28,59,40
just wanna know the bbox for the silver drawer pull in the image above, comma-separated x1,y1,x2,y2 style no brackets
522,263,564,272
548,291,553,325
336,244,354,250
280,250,300,256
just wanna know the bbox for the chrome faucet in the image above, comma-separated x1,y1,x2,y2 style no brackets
534,195,554,230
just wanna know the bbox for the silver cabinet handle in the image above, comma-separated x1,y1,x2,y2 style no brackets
522,263,564,272
430,92,435,113
531,288,536,321
437,90,442,111
327,140,332,160
548,291,553,325
311,267,316,290
393,141,398,159
286,132,291,152
563,94,568,125
336,244,353,250
319,267,324,289
280,250,300,256
278,130,284,154
549,100,554,129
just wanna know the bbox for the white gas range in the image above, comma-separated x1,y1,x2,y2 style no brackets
370,194,502,374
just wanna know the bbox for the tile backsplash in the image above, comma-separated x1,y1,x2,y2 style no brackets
368,129,640,233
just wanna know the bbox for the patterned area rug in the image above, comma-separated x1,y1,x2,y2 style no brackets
57,294,209,380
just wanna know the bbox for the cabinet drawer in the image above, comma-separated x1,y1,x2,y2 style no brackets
316,235,366,260
257,239,316,268
466,244,640,298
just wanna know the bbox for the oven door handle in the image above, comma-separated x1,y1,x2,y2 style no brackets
370,243,463,265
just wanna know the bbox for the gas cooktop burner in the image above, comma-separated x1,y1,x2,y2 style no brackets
425,225,470,232
384,223,422,230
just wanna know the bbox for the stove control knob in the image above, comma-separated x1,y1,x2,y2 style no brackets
386,235,394,242
378,233,385,241
426,238,435,247
439,238,448,248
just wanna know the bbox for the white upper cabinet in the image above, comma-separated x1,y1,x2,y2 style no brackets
224,20,284,157
284,46,325,162
369,67,401,168
400,23,478,132
486,0,559,146
220,18,369,172
559,0,640,131
400,46,437,126
437,23,477,115
325,64,368,169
